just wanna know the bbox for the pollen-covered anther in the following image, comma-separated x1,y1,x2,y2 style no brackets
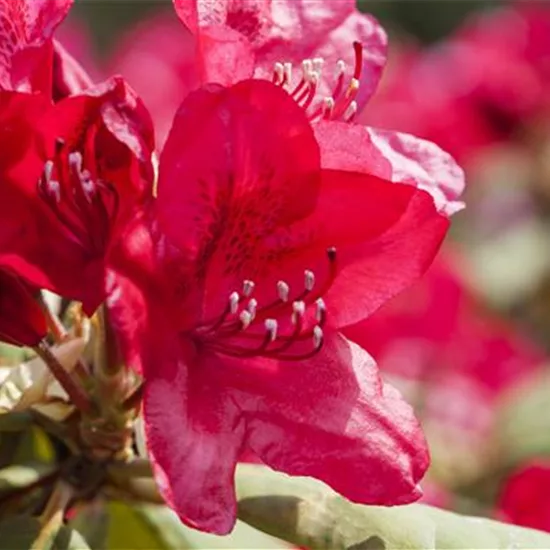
315,298,326,324
277,281,290,302
264,318,278,342
247,298,258,320
313,326,324,349
229,291,240,314
291,300,306,324
304,270,315,291
242,279,255,297
39,161,61,203
239,310,253,329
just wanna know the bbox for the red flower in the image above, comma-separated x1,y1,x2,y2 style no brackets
0,78,154,315
106,71,465,534
498,460,550,532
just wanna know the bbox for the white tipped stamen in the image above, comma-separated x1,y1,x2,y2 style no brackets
273,62,284,84
242,280,255,297
344,101,358,120
308,71,320,87
43,160,55,183
264,319,278,342
239,310,253,329
277,281,290,302
304,270,315,291
247,298,258,319
312,57,324,73
336,59,346,75
346,78,360,98
68,151,83,173
283,62,292,85
315,298,326,322
323,97,335,117
291,300,306,324
301,59,313,78
229,291,240,314
313,326,324,348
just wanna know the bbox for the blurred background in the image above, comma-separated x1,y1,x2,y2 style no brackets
60,0,550,536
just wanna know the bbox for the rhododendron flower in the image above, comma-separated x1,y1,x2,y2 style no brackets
0,0,154,341
106,62,465,533
498,460,550,532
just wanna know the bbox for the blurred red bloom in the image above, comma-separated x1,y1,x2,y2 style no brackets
498,460,550,532
344,252,543,469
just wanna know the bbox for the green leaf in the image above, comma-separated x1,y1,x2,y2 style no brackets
104,501,292,549
0,462,57,497
68,502,109,550
235,464,550,550
0,515,89,550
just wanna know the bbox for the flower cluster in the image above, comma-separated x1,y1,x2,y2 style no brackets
0,0,465,535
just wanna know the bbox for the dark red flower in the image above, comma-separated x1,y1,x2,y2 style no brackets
0,76,154,314
498,460,550,532
106,74,466,534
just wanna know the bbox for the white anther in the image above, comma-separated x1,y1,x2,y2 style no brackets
344,100,358,120
304,270,315,291
291,300,306,324
277,281,290,302
264,318,278,342
68,151,83,173
43,160,55,183
242,280,255,297
308,71,320,87
229,291,240,314
283,62,292,84
315,298,326,322
273,62,285,84
336,59,346,75
239,310,253,329
301,59,313,78
247,298,258,319
312,57,324,73
323,97,335,116
313,326,324,348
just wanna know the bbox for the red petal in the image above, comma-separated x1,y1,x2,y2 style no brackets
0,0,73,93
143,333,244,535
157,79,320,323
51,39,93,100
210,332,428,506
0,270,46,346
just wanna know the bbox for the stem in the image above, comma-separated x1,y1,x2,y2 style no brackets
122,382,144,412
37,293,67,343
34,342,93,415
31,482,74,550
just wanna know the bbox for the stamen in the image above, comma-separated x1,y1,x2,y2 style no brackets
315,298,326,324
312,58,324,73
273,62,284,85
247,298,258,320
313,326,323,348
264,319,278,342
229,291,240,314
283,62,292,86
344,101,358,122
277,281,290,302
304,270,315,291
239,310,253,329
353,41,363,80
55,137,65,154
242,280,255,297
322,97,335,119
291,300,306,324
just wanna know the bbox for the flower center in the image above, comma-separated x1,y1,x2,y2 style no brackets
272,42,363,123
37,138,119,256
190,247,337,361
